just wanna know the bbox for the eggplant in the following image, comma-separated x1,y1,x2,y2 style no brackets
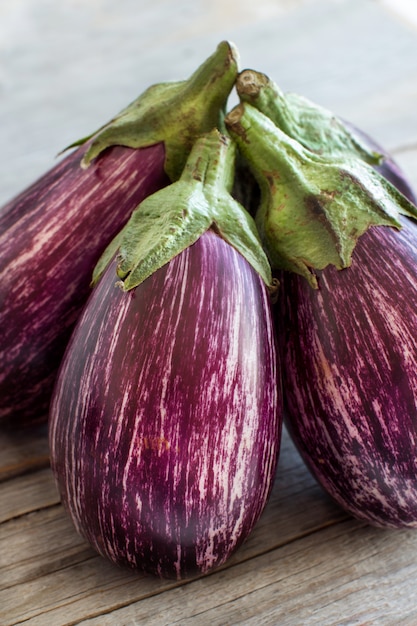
0,142,167,426
49,131,280,578
0,41,238,425
49,232,279,578
228,73,417,527
277,180,417,529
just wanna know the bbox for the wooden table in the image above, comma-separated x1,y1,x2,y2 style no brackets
1,1,417,623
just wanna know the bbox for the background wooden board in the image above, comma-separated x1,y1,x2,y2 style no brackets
1,0,417,205
1,1,417,624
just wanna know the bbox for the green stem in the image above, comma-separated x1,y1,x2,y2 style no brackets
180,131,235,194
236,69,383,165
225,103,417,287
236,70,290,135
68,41,240,181
93,129,273,291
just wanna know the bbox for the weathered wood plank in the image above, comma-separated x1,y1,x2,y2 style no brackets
76,521,417,626
0,506,93,591
0,423,49,482
0,468,59,524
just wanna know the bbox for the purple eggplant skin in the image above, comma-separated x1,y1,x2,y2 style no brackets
0,142,168,426
277,139,417,528
49,228,281,579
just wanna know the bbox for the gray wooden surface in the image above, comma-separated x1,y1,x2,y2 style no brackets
1,1,417,624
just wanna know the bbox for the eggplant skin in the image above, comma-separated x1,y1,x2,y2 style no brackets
278,214,417,528
0,142,168,425
49,229,281,579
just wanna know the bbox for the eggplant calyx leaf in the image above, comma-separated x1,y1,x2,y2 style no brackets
236,69,383,166
92,129,273,290
63,41,239,182
225,103,417,288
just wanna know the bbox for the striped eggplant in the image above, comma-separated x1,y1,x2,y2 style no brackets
277,210,417,528
0,142,167,426
49,132,280,578
228,75,417,527
0,41,238,426
277,177,417,529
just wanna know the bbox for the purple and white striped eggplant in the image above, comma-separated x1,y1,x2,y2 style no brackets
49,232,279,578
0,41,238,425
277,210,417,528
0,142,167,426
229,72,417,527
277,163,417,528
49,132,280,578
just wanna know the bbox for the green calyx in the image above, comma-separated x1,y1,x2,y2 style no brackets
225,103,417,288
82,49,417,293
92,128,273,291
236,69,383,166
67,41,239,181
